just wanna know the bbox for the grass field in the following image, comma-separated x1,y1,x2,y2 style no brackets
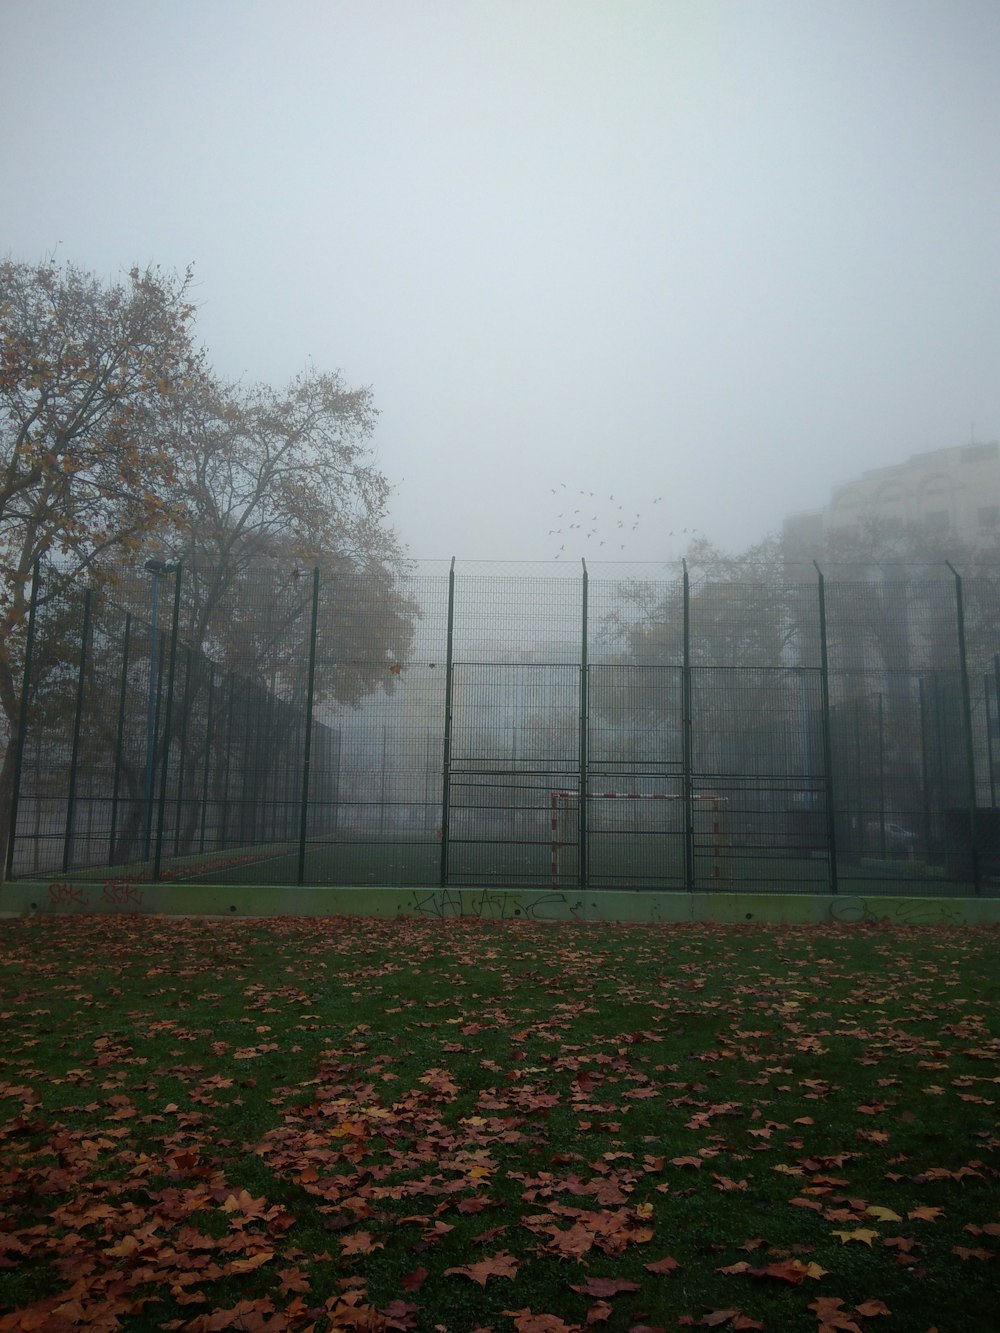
1,914,997,1331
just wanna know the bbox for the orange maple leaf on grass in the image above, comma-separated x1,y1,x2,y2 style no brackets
855,1301,892,1317
445,1250,520,1286
808,1297,863,1332
220,1189,268,1219
277,1267,310,1295
831,1228,878,1246
569,1277,640,1298
503,1312,580,1333
226,1249,274,1274
644,1254,681,1274
717,1258,825,1284
340,1230,384,1256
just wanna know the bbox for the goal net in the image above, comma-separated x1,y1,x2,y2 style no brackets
550,790,730,886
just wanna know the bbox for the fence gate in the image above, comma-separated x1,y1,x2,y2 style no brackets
443,661,692,889
444,662,581,886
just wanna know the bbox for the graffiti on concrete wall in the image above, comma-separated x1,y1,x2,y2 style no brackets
404,888,592,922
44,880,144,911
31,881,974,927
827,896,964,926
47,881,91,908
100,879,145,908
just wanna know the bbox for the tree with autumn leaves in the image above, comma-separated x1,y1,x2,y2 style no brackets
0,260,199,870
0,257,414,873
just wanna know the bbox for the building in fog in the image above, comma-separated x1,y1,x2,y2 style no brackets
783,441,1000,561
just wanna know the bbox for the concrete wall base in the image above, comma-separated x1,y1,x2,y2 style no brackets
3,880,998,926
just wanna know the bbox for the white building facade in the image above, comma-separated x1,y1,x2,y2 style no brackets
784,442,1000,557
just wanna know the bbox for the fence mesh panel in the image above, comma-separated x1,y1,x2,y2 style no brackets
8,558,999,895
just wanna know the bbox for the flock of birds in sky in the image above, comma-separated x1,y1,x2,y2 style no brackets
547,484,696,559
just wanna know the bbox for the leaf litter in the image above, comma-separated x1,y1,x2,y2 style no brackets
0,913,996,1330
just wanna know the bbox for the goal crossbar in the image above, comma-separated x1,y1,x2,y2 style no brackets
549,790,729,886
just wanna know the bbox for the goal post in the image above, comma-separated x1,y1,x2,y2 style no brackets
550,790,729,887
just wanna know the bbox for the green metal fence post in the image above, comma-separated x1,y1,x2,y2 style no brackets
6,558,41,882
283,693,297,843
933,673,947,810
173,648,193,854
681,560,694,891
141,561,172,860
877,692,886,859
238,683,254,845
261,686,275,843
219,677,235,848
579,558,589,889
813,563,838,894
853,698,862,855
198,662,216,855
108,613,132,866
153,565,183,882
63,587,93,874
440,557,456,887
985,674,996,809
297,567,321,885
946,561,980,893
918,677,932,848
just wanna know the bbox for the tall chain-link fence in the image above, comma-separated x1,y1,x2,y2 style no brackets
6,559,999,895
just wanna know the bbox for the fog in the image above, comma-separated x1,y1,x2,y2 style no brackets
2,0,998,562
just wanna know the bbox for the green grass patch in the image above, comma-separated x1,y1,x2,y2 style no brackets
0,915,997,1330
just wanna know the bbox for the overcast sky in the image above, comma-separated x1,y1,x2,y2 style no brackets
2,0,998,563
